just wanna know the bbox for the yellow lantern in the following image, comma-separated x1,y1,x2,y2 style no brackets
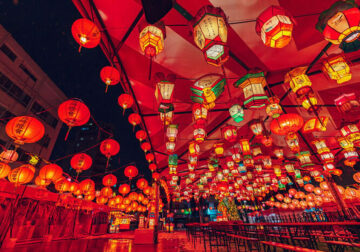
296,151,313,168
239,139,251,155
285,132,300,153
322,55,352,84
139,21,165,57
213,143,224,157
160,111,173,125
189,141,200,156
266,96,283,118
284,67,312,96
299,91,318,112
166,124,178,142
192,5,228,66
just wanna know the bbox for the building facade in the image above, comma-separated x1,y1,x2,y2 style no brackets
0,25,67,161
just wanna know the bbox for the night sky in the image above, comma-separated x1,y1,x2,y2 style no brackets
0,1,151,185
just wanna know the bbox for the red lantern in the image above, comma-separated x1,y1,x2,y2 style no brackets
71,18,100,52
119,184,131,196
35,176,50,188
5,116,45,146
8,166,34,185
271,113,304,136
141,142,151,153
128,113,141,130
39,164,63,182
118,94,134,115
124,166,138,180
55,178,70,193
192,5,229,66
152,172,160,181
136,178,148,190
0,150,18,163
70,153,92,173
58,99,90,140
146,153,155,163
79,179,95,195
255,6,294,48
193,125,206,144
136,130,147,142
0,162,11,179
100,66,120,93
222,125,238,143
100,139,120,168
188,141,200,156
304,184,314,193
149,163,157,172
103,174,117,187
249,119,265,137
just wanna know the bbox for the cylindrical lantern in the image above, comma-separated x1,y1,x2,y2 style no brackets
322,55,352,84
284,67,312,96
166,124,178,142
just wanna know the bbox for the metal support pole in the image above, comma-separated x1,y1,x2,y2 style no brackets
153,181,160,244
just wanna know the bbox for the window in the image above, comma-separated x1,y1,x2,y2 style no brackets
0,44,17,62
31,101,58,128
38,134,50,148
0,72,31,107
0,104,15,124
19,64,37,82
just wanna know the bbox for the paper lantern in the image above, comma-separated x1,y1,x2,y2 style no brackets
193,125,206,144
249,119,265,137
284,67,312,96
316,1,360,48
71,153,92,173
149,163,157,172
96,196,108,205
103,174,117,187
0,162,11,179
231,148,241,163
136,178,148,190
155,72,175,111
192,103,208,127
146,153,155,163
39,164,63,182
128,113,141,129
299,90,319,112
166,142,176,154
192,5,228,66
213,143,224,157
266,96,283,119
166,124,178,142
135,130,147,142
239,139,251,155
35,176,50,188
71,18,100,51
69,182,79,193
55,178,70,193
191,74,226,109
255,6,294,48
5,116,44,146
188,141,200,156
152,172,160,181
58,99,90,140
322,55,352,84
100,139,120,167
101,187,113,198
353,172,360,183
0,150,18,164
139,21,165,57
284,162,295,174
229,104,244,123
118,94,134,115
261,134,273,147
119,184,131,196
302,116,328,133
124,166,138,180
340,123,360,147
80,179,95,194
273,148,284,160
141,142,151,153
100,66,120,93
234,71,268,109
334,93,360,113
271,113,303,138
160,111,173,126
222,125,238,143
296,151,313,168
339,137,359,167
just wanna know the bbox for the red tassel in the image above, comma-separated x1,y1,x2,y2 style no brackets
65,127,72,141
105,85,109,93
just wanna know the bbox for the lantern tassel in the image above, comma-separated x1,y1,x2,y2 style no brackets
106,157,110,168
65,127,72,141
105,84,109,93
122,109,125,116
78,45,82,53
148,56,153,80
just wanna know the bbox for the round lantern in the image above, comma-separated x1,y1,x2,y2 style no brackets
316,1,360,51
118,94,134,115
119,184,130,196
101,187,113,198
115,195,123,204
71,18,101,51
39,164,63,182
136,178,148,190
35,176,50,188
229,104,244,123
5,116,45,146
100,139,120,167
124,166,138,180
0,162,11,179
136,130,147,143
79,179,95,194
146,153,155,163
103,174,117,187
255,6,294,48
192,5,228,66
234,71,269,109
128,113,141,129
0,150,18,163
69,182,79,193
191,74,226,109
304,184,314,193
141,142,151,153
288,188,297,196
138,21,166,57
149,163,157,172
222,125,238,143
353,172,360,183
322,55,352,84
96,196,108,205
55,178,70,193
58,99,90,140
152,172,160,181
70,153,92,173
8,166,34,185
266,96,283,118
100,66,120,93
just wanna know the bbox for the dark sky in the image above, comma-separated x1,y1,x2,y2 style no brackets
0,0,151,184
